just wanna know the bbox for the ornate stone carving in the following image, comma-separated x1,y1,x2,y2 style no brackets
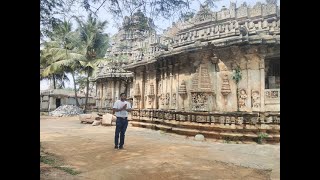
196,116,206,122
165,93,170,105
106,98,113,108
148,82,155,106
172,93,176,107
250,2,262,17
237,2,248,18
194,4,213,22
191,92,211,111
160,94,165,105
236,117,243,124
134,99,139,108
250,117,258,124
219,116,225,124
157,81,162,95
134,83,141,97
238,89,247,109
251,90,260,108
191,64,213,111
263,3,277,16
225,116,231,124
266,0,277,4
179,114,186,121
221,74,231,96
266,116,273,123
191,64,213,93
265,90,279,99
211,116,215,123
178,80,187,95
231,117,236,124
273,116,280,123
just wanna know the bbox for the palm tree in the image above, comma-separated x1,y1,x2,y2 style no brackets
40,41,67,89
51,20,83,106
41,21,85,106
75,13,109,112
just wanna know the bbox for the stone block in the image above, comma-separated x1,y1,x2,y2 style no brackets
195,134,205,141
102,113,116,126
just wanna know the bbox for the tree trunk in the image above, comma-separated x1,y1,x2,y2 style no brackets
52,75,56,89
71,72,80,107
84,68,90,112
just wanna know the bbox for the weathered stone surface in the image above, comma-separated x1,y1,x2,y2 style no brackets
92,1,280,114
102,114,116,126
79,113,99,123
92,120,101,126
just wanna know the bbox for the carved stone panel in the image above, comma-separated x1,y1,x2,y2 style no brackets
172,93,176,107
134,83,141,97
191,64,213,93
238,89,248,110
191,92,211,111
251,90,260,108
236,117,243,125
221,74,231,96
165,93,170,105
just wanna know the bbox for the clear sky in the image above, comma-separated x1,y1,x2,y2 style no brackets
40,0,280,90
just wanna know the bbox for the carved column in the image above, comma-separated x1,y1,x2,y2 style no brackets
145,70,150,109
140,71,145,109
169,65,173,109
112,79,116,103
246,58,251,112
260,57,265,112
101,82,104,108
159,68,164,109
174,62,179,110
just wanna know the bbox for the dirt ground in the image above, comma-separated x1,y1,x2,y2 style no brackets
40,116,279,180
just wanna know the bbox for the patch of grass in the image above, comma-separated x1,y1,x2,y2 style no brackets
40,146,80,175
257,133,268,144
56,166,81,175
223,137,232,144
40,112,48,116
40,156,57,165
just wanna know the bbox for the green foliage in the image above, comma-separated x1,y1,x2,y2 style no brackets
40,153,81,175
179,11,195,22
257,133,268,144
232,66,242,84
40,0,64,38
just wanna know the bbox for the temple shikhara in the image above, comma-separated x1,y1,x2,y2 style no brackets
90,0,280,142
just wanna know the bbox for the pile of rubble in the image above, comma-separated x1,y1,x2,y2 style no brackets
49,105,84,117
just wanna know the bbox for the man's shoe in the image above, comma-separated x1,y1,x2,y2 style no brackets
119,146,123,149
114,145,118,149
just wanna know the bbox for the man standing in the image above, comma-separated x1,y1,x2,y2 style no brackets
113,93,132,149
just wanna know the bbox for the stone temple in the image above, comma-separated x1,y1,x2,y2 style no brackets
90,0,280,143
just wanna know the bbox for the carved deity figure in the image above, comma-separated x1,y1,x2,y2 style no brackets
251,90,260,108
238,89,247,108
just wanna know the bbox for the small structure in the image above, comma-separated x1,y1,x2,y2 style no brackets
40,89,95,112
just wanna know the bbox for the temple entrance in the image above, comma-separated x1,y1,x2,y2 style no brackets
56,98,61,108
265,57,280,89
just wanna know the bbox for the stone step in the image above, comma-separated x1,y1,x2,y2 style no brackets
130,121,280,143
132,118,280,135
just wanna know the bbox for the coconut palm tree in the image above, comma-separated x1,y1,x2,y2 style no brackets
40,41,69,89
41,20,85,106
75,13,109,111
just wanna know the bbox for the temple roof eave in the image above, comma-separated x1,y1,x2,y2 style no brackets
122,34,280,70
90,72,134,81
